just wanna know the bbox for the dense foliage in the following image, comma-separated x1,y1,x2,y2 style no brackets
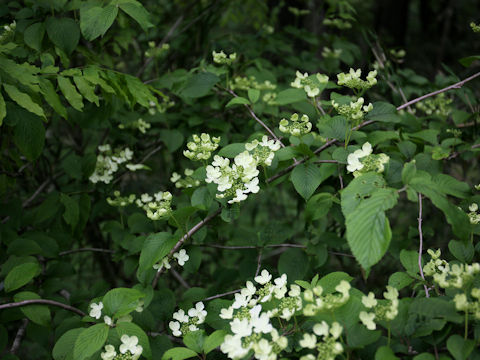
1,1,480,359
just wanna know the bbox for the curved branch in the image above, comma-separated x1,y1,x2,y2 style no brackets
0,299,86,317
397,71,480,111
59,247,115,256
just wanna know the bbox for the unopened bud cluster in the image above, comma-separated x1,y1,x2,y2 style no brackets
279,113,312,136
118,118,151,134
332,97,373,125
213,50,237,65
230,76,276,91
415,93,452,116
337,68,377,91
184,133,221,161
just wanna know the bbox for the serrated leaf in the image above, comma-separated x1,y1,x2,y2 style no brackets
217,143,245,157
446,334,475,360
12,106,45,161
225,96,250,108
162,347,197,360
124,75,156,108
388,272,414,290
103,287,144,318
46,17,80,55
117,0,153,31
39,78,67,118
448,240,474,263
305,193,333,222
80,4,118,41
73,324,108,360
180,72,219,98
58,76,83,111
203,330,226,354
3,83,45,118
248,88,260,103
291,163,322,200
138,232,176,273
53,328,84,360
366,102,401,123
60,194,79,230
275,88,306,105
4,262,40,292
183,331,205,354
13,291,51,326
278,248,309,281
401,160,417,185
73,76,99,105
24,22,45,51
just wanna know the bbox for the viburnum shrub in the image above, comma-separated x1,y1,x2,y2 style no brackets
0,1,480,360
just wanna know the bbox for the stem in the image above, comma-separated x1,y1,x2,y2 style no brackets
387,324,391,346
59,247,115,256
0,300,86,317
465,311,469,339
417,193,430,297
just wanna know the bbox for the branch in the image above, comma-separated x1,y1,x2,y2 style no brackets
152,207,222,288
417,193,430,297
59,247,115,256
171,269,191,289
10,319,28,354
0,299,86,317
397,71,480,111
202,289,241,302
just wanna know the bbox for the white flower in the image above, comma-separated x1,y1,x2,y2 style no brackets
254,269,272,285
104,316,113,326
173,309,189,323
101,345,117,360
169,321,182,336
359,311,376,330
188,302,207,322
330,322,343,339
274,274,287,288
230,318,252,337
289,284,301,297
470,203,478,212
253,338,273,359
221,335,250,359
173,249,190,266
119,335,140,354
89,302,103,319
362,292,377,308
232,292,249,309
299,333,317,349
220,306,234,319
313,321,329,337
244,178,260,194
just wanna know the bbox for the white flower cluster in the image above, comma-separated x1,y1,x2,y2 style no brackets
358,286,399,330
346,142,389,177
454,288,480,320
0,21,15,42
302,280,351,316
279,113,312,136
169,302,207,337
89,145,145,184
153,249,189,272
467,203,480,224
415,93,452,116
331,96,373,125
219,270,297,359
107,191,136,207
422,249,448,276
118,118,151,134
299,321,344,360
230,76,276,91
170,169,200,189
184,133,221,161
135,191,172,220
245,135,281,166
336,68,377,90
291,71,329,98
322,47,342,59
213,50,237,65
101,335,143,360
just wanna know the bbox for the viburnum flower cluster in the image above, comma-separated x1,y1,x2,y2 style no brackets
346,142,390,177
219,270,298,359
467,203,480,224
279,113,312,136
153,249,189,272
336,68,377,91
183,133,221,161
212,50,237,65
170,168,200,188
107,191,136,207
206,137,280,204
415,93,452,116
302,280,351,316
89,145,145,184
101,335,143,360
299,321,344,360
291,71,329,98
331,96,373,125
169,302,207,337
470,22,480,32
135,191,172,220
229,76,276,91
358,286,399,330
454,288,480,320
118,117,151,134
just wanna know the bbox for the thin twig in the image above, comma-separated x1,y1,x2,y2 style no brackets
10,318,28,354
314,160,338,164
199,243,306,250
255,249,263,277
171,269,191,289
417,193,430,297
202,289,241,302
0,299,86,317
59,248,115,256
152,207,222,288
22,172,62,208
397,71,480,111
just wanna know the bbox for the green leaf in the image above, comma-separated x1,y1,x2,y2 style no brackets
73,324,109,360
159,129,184,152
278,248,309,281
46,17,80,55
291,163,322,200
448,240,474,263
80,4,118,41
180,72,219,98
13,291,50,326
413,354,435,360
24,22,45,51
318,272,353,293
432,174,470,199
3,83,45,118
0,92,5,125
11,105,45,161
203,330,226,354
73,76,99,106
103,288,144,318
183,330,205,354
124,75,156,107
217,143,245,157
162,347,198,360
191,187,212,210
4,262,40,292
116,0,153,31
116,322,151,359
341,174,399,270
138,232,176,273
225,96,250,108
459,55,480,67
60,194,79,230
275,88,306,105
375,346,400,360
446,334,475,360
39,78,67,118
305,193,333,222
400,249,419,277
57,76,84,111
346,322,381,347
53,328,84,360
366,102,401,123
401,160,417,185
248,88,260,103
388,272,414,290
